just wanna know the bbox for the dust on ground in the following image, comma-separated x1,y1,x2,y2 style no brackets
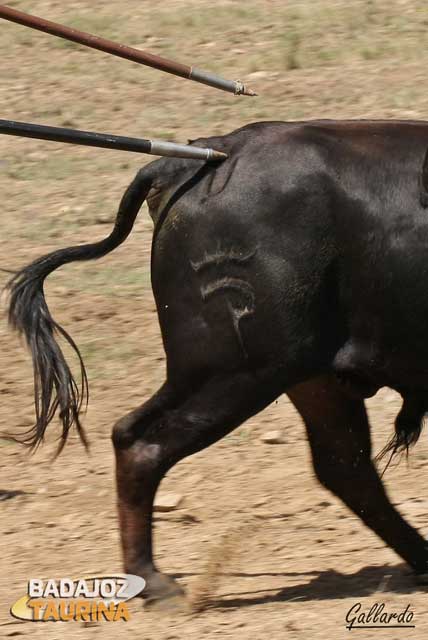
1,2,428,638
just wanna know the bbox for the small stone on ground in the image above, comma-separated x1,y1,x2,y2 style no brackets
154,492,183,512
260,430,285,444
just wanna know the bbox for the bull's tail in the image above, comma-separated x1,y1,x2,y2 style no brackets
6,166,153,453
376,393,426,471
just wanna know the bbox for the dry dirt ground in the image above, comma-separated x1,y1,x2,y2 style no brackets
1,1,428,638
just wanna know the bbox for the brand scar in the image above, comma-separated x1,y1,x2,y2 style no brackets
191,246,257,356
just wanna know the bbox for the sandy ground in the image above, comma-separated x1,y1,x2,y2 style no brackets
1,1,428,638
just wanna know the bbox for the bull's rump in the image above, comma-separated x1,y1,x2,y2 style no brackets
149,120,428,389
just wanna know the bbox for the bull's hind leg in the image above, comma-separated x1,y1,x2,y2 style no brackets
112,382,182,601
112,368,283,604
288,375,428,579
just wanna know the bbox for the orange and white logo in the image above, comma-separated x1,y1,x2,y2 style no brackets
11,574,145,622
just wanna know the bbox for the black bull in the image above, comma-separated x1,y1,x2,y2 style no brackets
7,120,428,602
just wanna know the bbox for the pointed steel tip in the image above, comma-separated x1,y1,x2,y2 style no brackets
210,150,228,161
234,81,258,96
243,87,258,97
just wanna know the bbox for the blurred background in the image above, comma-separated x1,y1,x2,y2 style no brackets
1,1,428,638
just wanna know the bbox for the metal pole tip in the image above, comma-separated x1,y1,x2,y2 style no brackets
209,150,228,161
243,87,258,96
234,80,258,96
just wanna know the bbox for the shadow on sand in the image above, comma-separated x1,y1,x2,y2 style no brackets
174,564,426,609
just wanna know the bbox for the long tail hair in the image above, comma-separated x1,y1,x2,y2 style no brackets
7,166,153,453
376,394,426,471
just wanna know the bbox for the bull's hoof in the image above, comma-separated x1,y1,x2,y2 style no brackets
142,571,187,610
